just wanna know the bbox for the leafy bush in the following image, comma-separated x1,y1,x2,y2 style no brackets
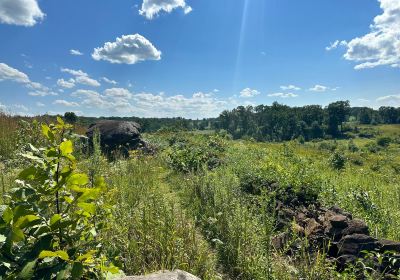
364,141,381,153
329,152,346,170
166,135,226,173
318,141,337,152
347,140,359,152
0,118,118,279
376,136,391,147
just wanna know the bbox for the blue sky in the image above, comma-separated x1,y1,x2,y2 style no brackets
0,0,399,118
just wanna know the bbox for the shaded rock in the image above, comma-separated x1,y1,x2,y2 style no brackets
378,240,400,252
336,254,357,270
342,219,369,236
117,270,200,280
305,218,322,236
86,120,147,156
338,234,378,256
272,232,290,250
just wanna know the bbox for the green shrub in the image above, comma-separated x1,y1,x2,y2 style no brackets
329,152,346,170
166,135,226,173
0,117,118,279
376,136,391,147
347,140,359,152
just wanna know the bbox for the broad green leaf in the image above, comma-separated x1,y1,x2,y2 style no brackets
14,215,40,229
13,205,34,222
60,140,73,156
10,227,25,242
77,188,101,202
76,250,96,262
50,214,62,227
71,262,84,279
67,174,89,187
77,202,96,215
19,260,37,279
41,124,54,140
57,116,65,125
94,176,106,189
39,250,69,261
2,207,13,223
18,166,37,180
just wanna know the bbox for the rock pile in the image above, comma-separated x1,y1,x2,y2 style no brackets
272,202,400,275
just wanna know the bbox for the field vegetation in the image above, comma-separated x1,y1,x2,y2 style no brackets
0,105,400,279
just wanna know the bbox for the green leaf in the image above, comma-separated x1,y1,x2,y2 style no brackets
71,262,84,279
77,202,96,215
39,250,69,261
76,250,96,262
60,140,73,156
13,205,34,222
2,207,13,224
50,214,62,228
57,116,65,125
14,215,40,229
19,260,37,279
18,166,37,180
67,174,89,187
41,124,54,141
10,227,25,242
77,188,101,203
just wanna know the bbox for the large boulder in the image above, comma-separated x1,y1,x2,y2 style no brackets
117,270,200,280
86,120,146,155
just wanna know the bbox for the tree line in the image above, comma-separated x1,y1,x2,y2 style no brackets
62,101,399,141
213,101,400,141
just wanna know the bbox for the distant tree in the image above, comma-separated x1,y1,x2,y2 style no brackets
379,106,399,124
64,112,78,124
310,121,324,139
358,107,373,124
327,101,350,136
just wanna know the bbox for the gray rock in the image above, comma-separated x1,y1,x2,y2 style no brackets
338,234,378,256
342,219,369,236
117,270,201,280
86,120,145,155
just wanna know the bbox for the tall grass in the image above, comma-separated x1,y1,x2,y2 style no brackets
0,112,19,160
100,155,219,279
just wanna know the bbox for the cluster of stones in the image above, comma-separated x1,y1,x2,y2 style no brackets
272,203,400,276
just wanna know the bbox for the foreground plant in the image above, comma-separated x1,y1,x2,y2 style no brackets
0,117,119,279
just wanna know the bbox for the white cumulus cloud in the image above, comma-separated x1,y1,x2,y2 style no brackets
101,77,117,85
0,62,54,96
240,88,260,98
325,40,347,51
0,0,45,26
376,94,400,106
60,68,100,87
339,0,400,69
53,100,80,107
57,78,75,89
70,49,83,56
280,85,301,91
268,92,298,98
0,62,30,83
92,34,162,64
309,85,329,92
139,0,192,19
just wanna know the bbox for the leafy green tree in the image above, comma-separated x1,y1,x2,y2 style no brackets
327,101,350,136
64,112,78,124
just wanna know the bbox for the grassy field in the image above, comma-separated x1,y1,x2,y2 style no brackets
0,117,399,279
